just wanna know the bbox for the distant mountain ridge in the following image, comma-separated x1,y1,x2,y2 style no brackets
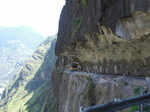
0,26,45,97
0,37,56,112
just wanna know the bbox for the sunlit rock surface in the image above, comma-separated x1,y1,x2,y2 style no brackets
116,11,150,39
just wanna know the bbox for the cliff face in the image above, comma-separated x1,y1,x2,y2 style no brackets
56,0,150,76
1,0,150,112
53,0,150,112
52,71,150,112
56,0,150,55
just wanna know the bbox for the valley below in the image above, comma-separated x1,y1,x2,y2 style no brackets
0,26,45,99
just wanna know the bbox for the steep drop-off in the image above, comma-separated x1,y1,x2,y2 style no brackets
0,26,45,98
1,0,150,112
54,0,150,112
52,71,150,112
0,37,56,112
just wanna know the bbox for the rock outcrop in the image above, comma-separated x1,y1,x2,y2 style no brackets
56,0,150,55
52,71,150,112
56,0,150,76
53,0,150,112
1,0,150,112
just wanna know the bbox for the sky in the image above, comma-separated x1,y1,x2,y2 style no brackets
0,0,65,37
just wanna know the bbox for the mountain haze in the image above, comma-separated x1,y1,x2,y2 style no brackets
0,26,45,49
0,26,45,97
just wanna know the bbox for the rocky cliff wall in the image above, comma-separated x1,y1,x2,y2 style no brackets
52,70,150,112
56,0,150,55
1,0,150,112
55,0,150,76
53,0,150,112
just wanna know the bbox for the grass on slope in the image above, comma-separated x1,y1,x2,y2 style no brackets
0,38,53,112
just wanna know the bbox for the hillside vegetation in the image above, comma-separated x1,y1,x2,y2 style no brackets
0,37,56,112
0,26,45,98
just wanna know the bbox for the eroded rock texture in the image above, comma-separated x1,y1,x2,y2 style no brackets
55,0,150,76
56,0,150,55
53,0,150,112
52,71,150,112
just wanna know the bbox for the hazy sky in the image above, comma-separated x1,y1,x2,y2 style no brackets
0,0,65,37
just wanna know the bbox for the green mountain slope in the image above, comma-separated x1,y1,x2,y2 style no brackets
0,26,46,98
0,37,56,112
